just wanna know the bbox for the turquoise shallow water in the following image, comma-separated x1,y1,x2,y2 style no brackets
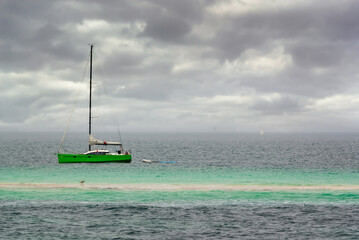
1,188,359,204
1,132,359,238
1,165,358,186
1,164,359,203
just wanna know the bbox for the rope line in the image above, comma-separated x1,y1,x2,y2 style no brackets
58,56,90,153
95,62,124,146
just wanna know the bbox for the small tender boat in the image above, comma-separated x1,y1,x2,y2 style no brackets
142,159,176,163
142,159,157,163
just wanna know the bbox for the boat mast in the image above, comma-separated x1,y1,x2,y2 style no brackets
89,44,93,151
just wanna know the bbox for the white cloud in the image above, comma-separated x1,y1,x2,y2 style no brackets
208,0,312,16
229,47,292,76
308,94,359,112
76,19,111,33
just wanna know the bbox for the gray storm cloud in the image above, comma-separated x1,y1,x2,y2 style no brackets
1,0,359,132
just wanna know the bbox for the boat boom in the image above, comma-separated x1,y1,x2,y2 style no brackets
89,134,122,146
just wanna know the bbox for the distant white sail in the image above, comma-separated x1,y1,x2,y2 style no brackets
89,134,122,146
260,128,264,135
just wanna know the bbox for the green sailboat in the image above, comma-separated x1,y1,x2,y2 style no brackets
58,45,131,163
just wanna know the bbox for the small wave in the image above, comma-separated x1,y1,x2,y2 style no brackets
1,183,359,191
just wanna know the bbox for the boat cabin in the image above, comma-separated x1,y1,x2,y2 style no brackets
84,150,110,155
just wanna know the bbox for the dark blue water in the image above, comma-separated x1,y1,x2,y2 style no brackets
1,132,359,239
2,202,359,239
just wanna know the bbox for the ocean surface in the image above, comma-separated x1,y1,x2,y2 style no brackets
1,132,359,239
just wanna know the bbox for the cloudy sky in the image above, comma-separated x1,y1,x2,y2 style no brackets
1,0,359,133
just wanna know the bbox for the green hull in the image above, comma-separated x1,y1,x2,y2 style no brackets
58,153,131,163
